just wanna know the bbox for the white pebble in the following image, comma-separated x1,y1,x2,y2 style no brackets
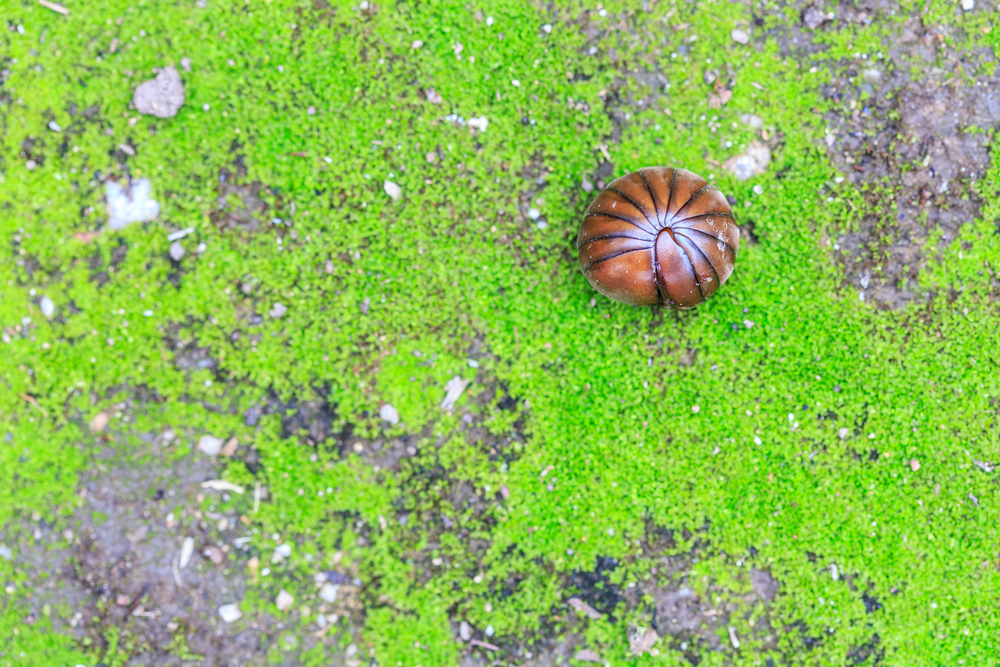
379,403,400,425
485,624,495,636
197,435,223,456
319,582,339,603
961,0,974,9
411,39,424,49
467,359,480,368
753,436,761,445
48,121,62,132
511,79,520,87
486,16,494,25
731,28,750,44
383,180,402,201
275,589,295,611
528,207,540,219
542,24,552,33
218,603,242,623
40,296,55,319
0,545,12,561
169,241,185,261
753,184,763,195
838,427,849,439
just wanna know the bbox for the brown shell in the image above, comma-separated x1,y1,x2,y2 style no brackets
576,167,740,308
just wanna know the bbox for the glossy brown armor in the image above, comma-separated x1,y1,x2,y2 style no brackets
576,167,740,308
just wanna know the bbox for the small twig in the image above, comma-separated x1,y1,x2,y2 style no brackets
39,0,69,14
253,481,261,514
18,393,47,417
470,639,500,652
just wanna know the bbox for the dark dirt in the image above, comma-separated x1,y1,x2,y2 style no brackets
812,16,1000,307
2,421,364,666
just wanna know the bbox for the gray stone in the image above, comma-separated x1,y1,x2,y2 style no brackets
133,66,185,118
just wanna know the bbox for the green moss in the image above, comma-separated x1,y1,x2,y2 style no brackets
2,0,1000,665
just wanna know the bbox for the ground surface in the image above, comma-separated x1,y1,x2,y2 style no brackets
1,0,1000,665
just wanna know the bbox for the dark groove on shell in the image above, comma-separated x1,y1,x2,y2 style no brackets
582,247,647,272
606,185,657,228
677,226,737,255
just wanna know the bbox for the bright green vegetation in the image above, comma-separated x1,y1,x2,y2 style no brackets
2,0,1000,665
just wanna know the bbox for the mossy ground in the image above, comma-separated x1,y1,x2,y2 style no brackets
2,0,1000,665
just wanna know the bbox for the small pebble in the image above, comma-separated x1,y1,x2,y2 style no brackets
0,546,12,561
527,207,540,219
379,403,400,425
542,24,552,33
459,620,472,641
269,302,287,318
910,458,921,472
40,296,55,319
581,177,594,193
319,583,339,603
424,88,443,104
179,56,192,72
89,412,110,433
838,427,849,439
485,624,495,637
204,545,224,564
691,405,700,414
360,297,371,314
275,589,295,611
218,603,242,623
48,121,62,132
198,435,223,456
467,359,479,368
383,180,402,201
731,28,750,44
411,39,424,49
25,160,36,170
752,185,763,195
169,241,185,261
961,0,974,9
133,66,185,118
